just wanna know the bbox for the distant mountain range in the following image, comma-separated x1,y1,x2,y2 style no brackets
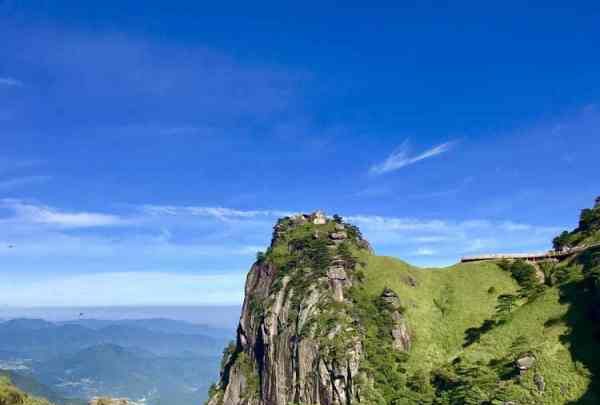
0,317,233,405
57,318,232,338
0,318,231,361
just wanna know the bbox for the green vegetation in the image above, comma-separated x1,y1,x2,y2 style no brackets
497,259,543,298
349,198,600,404
349,285,411,404
0,372,84,405
352,252,600,403
554,199,600,249
237,353,260,400
0,375,53,405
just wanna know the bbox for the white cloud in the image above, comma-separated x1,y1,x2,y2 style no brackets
141,204,293,221
369,140,456,175
0,198,568,305
344,213,562,266
346,215,448,232
1,199,127,228
0,77,23,87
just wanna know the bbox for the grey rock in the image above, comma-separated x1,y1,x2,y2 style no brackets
403,275,418,287
516,355,536,372
213,259,362,405
534,373,545,392
380,288,411,352
330,231,348,240
210,214,382,405
327,266,351,302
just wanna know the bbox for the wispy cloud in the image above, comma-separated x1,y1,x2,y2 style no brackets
0,176,51,190
345,213,562,265
369,140,456,175
0,198,569,306
140,205,293,222
0,77,23,87
0,199,127,228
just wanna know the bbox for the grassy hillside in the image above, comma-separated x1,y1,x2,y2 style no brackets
351,199,600,404
360,256,520,371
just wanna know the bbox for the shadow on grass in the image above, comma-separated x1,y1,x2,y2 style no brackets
560,247,600,404
463,319,496,348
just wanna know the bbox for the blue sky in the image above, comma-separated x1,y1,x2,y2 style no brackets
1,1,599,306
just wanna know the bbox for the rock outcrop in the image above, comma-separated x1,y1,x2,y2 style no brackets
207,212,409,405
516,354,536,375
380,288,411,352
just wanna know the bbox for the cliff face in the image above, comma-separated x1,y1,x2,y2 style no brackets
207,212,408,405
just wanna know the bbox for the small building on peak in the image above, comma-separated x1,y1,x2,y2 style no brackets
311,210,327,225
595,196,600,208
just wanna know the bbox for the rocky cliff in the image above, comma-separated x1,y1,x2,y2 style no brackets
207,212,410,405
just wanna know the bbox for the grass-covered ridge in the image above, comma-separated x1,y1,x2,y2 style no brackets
348,197,600,404
353,254,597,403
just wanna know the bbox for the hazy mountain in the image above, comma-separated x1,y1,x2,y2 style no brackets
0,318,228,360
0,318,229,405
58,318,232,339
34,344,218,405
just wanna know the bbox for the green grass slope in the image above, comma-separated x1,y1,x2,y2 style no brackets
355,244,599,404
360,256,520,371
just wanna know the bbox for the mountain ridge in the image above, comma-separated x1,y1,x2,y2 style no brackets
207,198,600,405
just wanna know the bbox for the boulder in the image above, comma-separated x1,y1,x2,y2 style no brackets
402,274,418,288
330,231,348,240
379,288,411,351
516,355,536,373
381,287,403,310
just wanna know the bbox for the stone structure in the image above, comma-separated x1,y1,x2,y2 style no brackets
311,210,327,225
460,242,600,263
